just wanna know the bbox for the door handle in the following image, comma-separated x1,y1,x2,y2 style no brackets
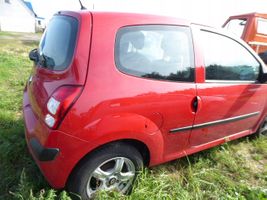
191,96,201,113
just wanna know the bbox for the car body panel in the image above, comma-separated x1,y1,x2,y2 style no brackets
191,83,265,146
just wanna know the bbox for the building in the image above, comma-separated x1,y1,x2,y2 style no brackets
0,0,36,33
24,0,46,31
36,16,46,32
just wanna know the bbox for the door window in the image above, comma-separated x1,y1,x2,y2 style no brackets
115,25,195,82
200,31,260,81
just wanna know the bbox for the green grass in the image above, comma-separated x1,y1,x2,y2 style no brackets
0,32,266,200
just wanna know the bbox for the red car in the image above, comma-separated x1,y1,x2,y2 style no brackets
23,11,267,199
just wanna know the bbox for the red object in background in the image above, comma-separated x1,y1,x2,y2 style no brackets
223,13,267,54
23,11,267,192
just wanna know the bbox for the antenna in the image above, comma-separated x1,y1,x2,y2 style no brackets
78,0,87,10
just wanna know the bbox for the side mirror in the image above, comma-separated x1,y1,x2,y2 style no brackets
29,48,38,62
259,73,267,83
258,52,267,64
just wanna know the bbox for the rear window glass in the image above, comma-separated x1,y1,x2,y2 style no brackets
39,15,78,70
115,25,194,82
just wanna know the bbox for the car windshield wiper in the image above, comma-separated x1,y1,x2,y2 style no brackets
38,53,55,69
38,53,47,68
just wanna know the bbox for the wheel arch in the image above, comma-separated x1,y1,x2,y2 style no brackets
62,112,165,188
66,138,151,186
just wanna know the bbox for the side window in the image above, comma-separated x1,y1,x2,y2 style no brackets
115,25,195,82
200,31,260,81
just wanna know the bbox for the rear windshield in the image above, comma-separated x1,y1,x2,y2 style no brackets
39,15,78,70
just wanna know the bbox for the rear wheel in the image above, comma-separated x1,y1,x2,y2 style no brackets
67,143,144,199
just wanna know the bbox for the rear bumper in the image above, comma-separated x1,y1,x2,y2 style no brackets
29,138,59,161
23,89,89,189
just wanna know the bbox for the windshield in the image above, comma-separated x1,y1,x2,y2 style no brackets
39,15,78,70
224,19,247,38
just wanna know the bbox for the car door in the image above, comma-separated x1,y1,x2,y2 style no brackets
189,28,266,146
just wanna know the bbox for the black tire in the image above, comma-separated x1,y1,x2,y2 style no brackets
250,119,267,139
67,142,144,200
258,120,267,136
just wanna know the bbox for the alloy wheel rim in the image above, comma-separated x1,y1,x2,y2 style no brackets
86,157,136,198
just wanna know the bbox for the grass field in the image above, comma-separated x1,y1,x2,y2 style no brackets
0,32,266,200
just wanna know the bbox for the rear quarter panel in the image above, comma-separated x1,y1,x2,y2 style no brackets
59,13,193,166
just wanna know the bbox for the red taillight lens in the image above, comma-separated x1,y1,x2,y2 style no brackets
45,85,82,129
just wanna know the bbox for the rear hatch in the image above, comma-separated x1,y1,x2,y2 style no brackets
27,11,92,128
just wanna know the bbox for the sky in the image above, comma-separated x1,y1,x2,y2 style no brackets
29,0,267,27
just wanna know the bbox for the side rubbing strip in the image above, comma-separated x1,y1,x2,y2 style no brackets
169,125,193,133
170,111,260,133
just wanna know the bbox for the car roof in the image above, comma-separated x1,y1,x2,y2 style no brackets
60,10,194,27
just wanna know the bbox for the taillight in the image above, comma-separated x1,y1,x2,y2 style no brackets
44,85,82,129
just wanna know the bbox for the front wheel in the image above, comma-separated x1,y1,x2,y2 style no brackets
67,143,144,199
250,119,267,140
257,119,267,136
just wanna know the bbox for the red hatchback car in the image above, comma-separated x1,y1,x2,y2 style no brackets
23,11,267,199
